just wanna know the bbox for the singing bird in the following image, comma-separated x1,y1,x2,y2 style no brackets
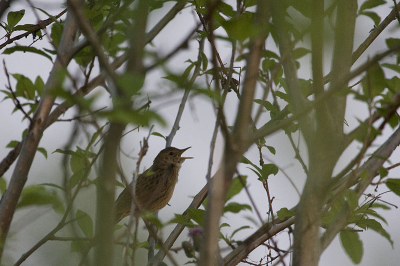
115,147,192,223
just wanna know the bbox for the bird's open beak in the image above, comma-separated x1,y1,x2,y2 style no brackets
179,147,193,159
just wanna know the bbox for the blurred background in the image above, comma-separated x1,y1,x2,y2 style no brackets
0,0,399,265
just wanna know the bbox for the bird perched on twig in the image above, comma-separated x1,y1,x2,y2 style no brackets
115,147,192,223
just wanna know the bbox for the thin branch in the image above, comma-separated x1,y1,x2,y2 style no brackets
224,217,295,266
248,40,400,148
0,8,67,50
320,125,400,252
0,8,79,261
3,60,33,123
165,35,204,147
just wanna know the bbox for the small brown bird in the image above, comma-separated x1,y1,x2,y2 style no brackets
115,147,192,223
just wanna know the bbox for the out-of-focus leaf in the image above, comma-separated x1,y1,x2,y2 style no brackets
71,240,90,253
12,74,35,100
230,225,250,239
362,63,386,98
69,169,85,189
40,183,65,191
386,178,400,197
37,147,48,159
226,175,247,201
168,214,194,227
188,208,205,226
142,212,163,228
344,189,358,210
221,12,260,42
6,140,20,148
51,22,63,48
277,207,295,220
379,167,388,179
34,76,45,95
340,231,363,264
17,185,64,213
7,10,25,29
293,47,311,59
359,0,386,12
52,149,75,155
259,164,278,181
0,177,7,195
151,132,166,140
4,46,52,62
223,202,251,213
355,218,393,246
100,109,166,127
265,145,276,155
359,11,381,25
87,123,107,150
76,209,93,238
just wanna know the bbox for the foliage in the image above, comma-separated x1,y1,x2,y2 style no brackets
0,0,400,266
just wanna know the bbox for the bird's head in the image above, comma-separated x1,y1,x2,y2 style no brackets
153,147,192,169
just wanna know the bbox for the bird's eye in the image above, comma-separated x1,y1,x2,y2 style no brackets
169,152,174,155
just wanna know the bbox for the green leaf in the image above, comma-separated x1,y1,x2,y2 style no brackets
226,175,247,202
292,47,311,59
382,63,400,75
50,22,63,48
200,51,208,71
87,123,107,150
230,225,250,238
223,202,251,213
379,167,388,179
37,147,48,159
359,0,386,12
17,185,64,213
76,209,93,238
344,189,358,210
221,12,260,42
13,23,37,32
259,164,278,181
100,109,165,127
274,90,288,102
192,88,221,102
7,10,25,29
151,132,166,140
0,177,7,195
277,207,295,220
220,222,230,229
12,74,35,100
6,140,20,148
70,150,88,174
359,11,381,25
168,214,194,227
71,240,90,253
362,63,386,98
356,218,393,246
4,46,52,62
34,76,45,95
241,156,261,172
187,208,205,226
340,231,363,264
117,73,144,97
52,148,75,156
265,145,276,155
39,183,65,191
353,119,381,143
69,169,86,189
142,212,163,228
386,178,400,197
